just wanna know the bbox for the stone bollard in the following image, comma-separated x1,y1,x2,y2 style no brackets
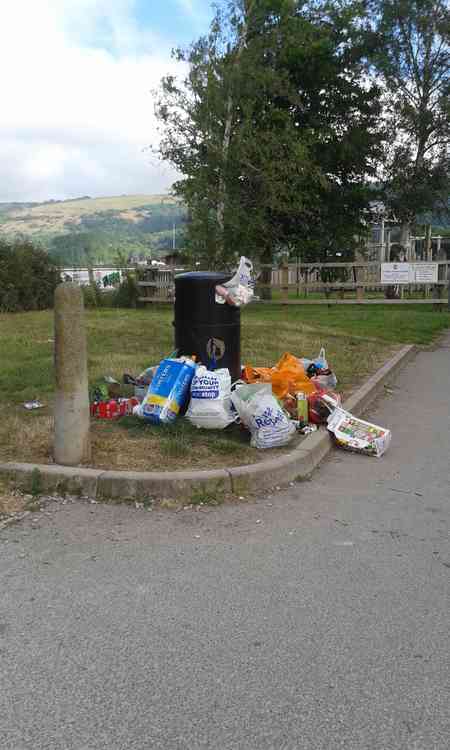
54,283,91,465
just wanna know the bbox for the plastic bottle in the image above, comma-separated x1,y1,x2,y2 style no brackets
297,392,309,422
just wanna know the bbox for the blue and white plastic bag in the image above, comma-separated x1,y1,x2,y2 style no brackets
231,383,295,449
186,366,235,429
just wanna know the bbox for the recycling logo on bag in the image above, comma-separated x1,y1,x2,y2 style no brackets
206,337,225,361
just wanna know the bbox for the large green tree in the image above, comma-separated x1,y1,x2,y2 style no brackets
372,0,450,238
155,0,383,267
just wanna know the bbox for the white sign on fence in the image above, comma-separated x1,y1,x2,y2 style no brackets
380,263,411,285
411,263,438,284
381,262,439,285
61,267,123,289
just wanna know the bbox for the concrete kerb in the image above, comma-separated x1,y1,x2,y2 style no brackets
0,344,417,502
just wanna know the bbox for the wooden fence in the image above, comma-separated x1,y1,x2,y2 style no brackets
137,261,450,306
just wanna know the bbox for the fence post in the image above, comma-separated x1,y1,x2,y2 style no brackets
448,263,450,313
281,262,289,303
54,283,91,466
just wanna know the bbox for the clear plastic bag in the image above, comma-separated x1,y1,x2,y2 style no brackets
312,371,338,390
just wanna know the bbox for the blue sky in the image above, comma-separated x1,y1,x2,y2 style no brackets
135,0,213,46
0,0,215,202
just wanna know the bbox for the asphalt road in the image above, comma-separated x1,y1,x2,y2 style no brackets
1,336,449,750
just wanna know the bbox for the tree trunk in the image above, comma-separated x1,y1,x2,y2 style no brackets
216,1,255,253
399,223,411,258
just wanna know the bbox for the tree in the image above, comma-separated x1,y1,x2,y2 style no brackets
0,239,61,312
372,0,450,241
155,0,383,267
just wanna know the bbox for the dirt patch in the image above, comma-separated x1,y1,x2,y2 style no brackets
0,493,27,515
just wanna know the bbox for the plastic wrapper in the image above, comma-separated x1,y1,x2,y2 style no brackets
186,367,235,429
327,407,391,457
141,357,196,424
311,370,338,390
308,390,340,424
215,257,254,307
300,347,328,374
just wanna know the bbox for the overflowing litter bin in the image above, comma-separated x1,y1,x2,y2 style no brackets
174,272,241,382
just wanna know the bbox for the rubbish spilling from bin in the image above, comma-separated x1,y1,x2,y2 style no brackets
88,345,390,457
215,256,254,307
175,271,242,381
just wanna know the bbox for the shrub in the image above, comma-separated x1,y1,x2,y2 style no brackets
81,285,116,308
0,239,61,312
112,273,140,308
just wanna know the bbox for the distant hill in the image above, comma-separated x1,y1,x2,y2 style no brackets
0,194,187,265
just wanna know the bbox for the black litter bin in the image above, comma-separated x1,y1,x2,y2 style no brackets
174,272,241,382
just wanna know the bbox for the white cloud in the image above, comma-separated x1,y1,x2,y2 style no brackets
0,0,185,202
176,0,205,21
177,0,195,13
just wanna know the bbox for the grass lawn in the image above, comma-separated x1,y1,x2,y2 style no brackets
0,303,448,472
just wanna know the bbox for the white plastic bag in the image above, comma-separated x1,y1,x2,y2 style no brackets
186,366,235,429
300,347,328,372
231,384,296,449
215,257,254,307
314,347,328,370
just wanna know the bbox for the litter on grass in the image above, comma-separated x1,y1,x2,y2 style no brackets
186,366,236,430
88,345,390,457
23,400,44,410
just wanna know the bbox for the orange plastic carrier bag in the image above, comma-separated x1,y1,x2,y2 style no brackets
242,352,316,399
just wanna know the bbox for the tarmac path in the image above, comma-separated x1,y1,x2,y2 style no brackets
1,334,449,749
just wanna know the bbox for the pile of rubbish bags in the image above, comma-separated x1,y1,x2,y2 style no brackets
90,346,391,458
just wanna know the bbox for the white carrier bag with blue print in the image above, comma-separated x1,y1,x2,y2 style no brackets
186,366,235,429
231,383,296,449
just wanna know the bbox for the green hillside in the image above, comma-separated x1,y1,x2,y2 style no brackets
0,194,187,265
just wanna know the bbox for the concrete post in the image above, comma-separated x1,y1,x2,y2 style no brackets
54,284,91,465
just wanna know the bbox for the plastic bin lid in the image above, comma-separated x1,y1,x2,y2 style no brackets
174,271,230,282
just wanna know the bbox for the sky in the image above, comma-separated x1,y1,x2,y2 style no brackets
0,0,214,203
